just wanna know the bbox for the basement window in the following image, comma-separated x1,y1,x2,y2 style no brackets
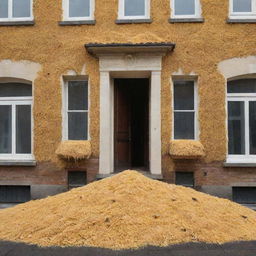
62,0,95,21
233,187,256,204
0,185,31,203
118,0,150,20
63,80,89,140
0,0,33,21
173,80,198,140
68,171,87,189
175,172,194,188
227,78,256,163
229,0,256,20
0,82,33,161
171,0,202,19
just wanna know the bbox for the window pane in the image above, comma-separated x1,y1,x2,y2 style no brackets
68,112,88,140
16,105,31,154
174,112,195,139
0,0,8,18
233,0,252,12
125,0,145,16
175,0,195,15
0,83,32,97
174,81,194,110
69,0,90,17
13,0,31,18
228,101,245,154
249,101,256,155
68,81,88,110
0,105,12,154
228,79,256,93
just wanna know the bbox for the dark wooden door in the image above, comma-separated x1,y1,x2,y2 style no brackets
114,79,149,172
114,81,131,170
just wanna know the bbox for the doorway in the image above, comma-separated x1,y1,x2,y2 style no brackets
114,78,149,172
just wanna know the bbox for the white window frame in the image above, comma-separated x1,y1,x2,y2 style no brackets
118,0,150,20
171,0,202,19
172,78,199,140
229,0,256,19
62,0,95,21
63,79,90,141
0,96,33,160
0,0,33,22
227,92,256,163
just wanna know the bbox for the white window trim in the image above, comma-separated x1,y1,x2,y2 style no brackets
229,0,256,19
172,78,199,140
0,96,34,161
227,92,256,163
62,0,95,21
0,0,33,22
171,0,202,19
118,0,150,20
62,79,90,141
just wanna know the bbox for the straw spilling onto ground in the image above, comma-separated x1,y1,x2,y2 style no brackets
0,170,256,250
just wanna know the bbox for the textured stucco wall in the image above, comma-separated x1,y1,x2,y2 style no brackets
0,0,255,174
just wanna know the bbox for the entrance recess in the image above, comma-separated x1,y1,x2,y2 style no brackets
114,79,149,172
85,42,175,177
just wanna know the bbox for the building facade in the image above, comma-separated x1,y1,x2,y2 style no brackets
0,0,256,206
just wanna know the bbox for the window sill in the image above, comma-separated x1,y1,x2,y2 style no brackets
227,18,256,23
169,18,204,23
0,20,35,26
115,19,152,24
0,160,36,166
224,162,256,168
59,20,96,26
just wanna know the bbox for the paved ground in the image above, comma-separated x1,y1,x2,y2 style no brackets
0,204,17,210
1,241,256,256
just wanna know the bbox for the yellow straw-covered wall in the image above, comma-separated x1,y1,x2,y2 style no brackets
0,0,255,173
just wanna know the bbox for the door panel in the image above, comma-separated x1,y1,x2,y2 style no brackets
114,81,131,170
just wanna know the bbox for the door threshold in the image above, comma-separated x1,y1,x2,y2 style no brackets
114,167,149,173
96,171,163,181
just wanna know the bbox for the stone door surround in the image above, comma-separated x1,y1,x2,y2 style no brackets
85,43,175,176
